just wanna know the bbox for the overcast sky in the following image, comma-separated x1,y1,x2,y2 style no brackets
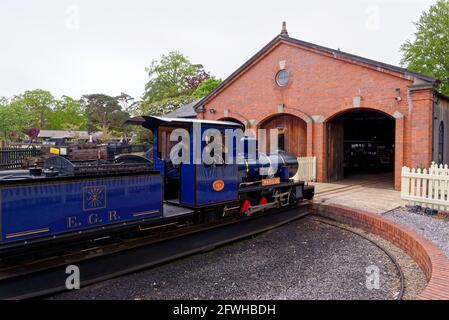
0,0,436,100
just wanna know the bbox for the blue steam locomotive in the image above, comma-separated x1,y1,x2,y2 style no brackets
0,117,314,256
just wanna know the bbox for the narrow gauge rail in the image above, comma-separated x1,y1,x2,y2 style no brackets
0,205,310,300
311,217,405,300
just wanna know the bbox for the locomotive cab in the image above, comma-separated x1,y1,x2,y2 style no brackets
141,116,243,209
139,116,313,217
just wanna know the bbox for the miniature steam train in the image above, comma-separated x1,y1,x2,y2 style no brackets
0,117,314,257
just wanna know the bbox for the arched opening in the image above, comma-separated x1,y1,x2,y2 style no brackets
258,114,307,156
326,109,395,183
219,117,245,126
219,117,245,127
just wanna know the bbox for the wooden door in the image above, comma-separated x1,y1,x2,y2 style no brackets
259,115,307,156
327,117,344,181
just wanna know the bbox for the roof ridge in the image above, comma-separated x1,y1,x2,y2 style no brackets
281,34,437,83
194,34,438,111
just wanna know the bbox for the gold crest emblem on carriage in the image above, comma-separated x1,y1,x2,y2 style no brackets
83,186,106,211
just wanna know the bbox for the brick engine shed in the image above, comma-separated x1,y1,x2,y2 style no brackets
193,23,449,190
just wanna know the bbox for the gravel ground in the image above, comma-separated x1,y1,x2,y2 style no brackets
318,218,427,300
384,207,449,259
51,217,417,300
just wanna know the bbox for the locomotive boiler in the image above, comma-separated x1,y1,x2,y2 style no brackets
237,136,300,183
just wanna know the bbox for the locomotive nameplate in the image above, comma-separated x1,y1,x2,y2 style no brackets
212,180,225,192
261,177,281,186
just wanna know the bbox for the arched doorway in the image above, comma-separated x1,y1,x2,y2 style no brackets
326,109,395,182
258,114,307,156
219,117,245,127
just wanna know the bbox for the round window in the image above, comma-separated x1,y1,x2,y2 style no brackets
275,70,289,87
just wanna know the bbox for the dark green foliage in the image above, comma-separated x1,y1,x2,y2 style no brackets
401,0,449,95
80,94,130,134
143,52,200,103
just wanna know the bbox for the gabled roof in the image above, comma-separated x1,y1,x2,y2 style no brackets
194,33,438,111
165,99,199,118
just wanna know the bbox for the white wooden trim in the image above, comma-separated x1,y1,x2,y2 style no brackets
401,162,449,211
292,156,317,183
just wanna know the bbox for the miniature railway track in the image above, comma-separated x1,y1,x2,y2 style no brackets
0,205,310,300
311,216,405,300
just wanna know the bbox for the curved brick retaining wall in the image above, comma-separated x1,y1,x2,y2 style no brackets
311,203,449,300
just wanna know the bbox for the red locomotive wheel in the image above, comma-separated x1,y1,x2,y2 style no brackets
240,200,251,215
259,197,268,205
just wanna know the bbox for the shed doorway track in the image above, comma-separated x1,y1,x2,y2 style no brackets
327,109,395,185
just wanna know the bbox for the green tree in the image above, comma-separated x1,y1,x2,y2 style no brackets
80,94,130,134
0,100,33,141
0,96,7,107
192,78,222,99
137,94,195,116
143,52,200,103
10,89,56,128
47,96,87,131
131,126,153,145
401,0,449,95
116,92,137,113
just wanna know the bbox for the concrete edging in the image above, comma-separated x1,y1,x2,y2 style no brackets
311,203,449,300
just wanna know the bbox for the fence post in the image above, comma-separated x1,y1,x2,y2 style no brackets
292,156,317,183
312,156,317,182
422,168,428,203
401,166,410,207
400,163,449,212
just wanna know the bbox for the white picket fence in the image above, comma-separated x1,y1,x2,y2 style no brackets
401,162,449,211
292,156,317,183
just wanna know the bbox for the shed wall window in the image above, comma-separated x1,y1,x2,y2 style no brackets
439,121,444,164
275,70,289,87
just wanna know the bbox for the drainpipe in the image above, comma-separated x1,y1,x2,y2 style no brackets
432,90,439,163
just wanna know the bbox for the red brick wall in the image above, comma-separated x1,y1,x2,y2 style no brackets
200,40,434,189
409,88,434,168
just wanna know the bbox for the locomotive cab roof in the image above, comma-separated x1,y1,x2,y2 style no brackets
127,116,244,131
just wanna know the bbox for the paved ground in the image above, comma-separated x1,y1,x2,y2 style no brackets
51,217,421,300
311,173,401,214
